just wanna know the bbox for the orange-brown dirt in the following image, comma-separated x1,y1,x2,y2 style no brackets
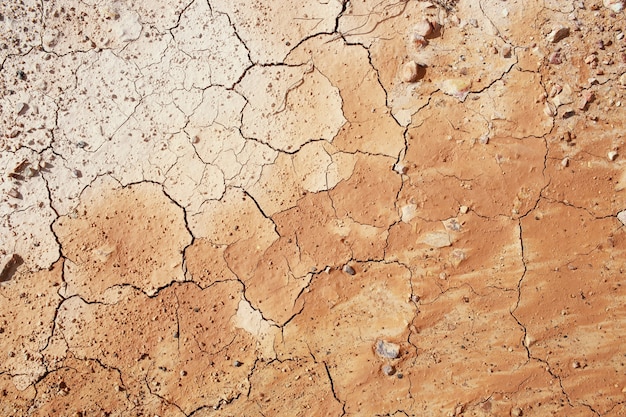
1,0,626,416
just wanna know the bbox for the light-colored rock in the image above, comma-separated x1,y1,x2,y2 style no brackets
375,340,401,359
604,0,625,12
400,61,423,83
546,26,570,43
441,78,472,101
414,20,433,37
419,230,452,248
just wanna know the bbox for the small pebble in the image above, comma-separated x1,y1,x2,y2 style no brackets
561,157,569,167
608,151,618,161
24,166,37,178
502,44,512,58
441,78,472,101
76,141,87,148
233,360,242,367
572,360,580,369
375,340,400,359
459,205,469,214
382,364,396,376
547,26,570,43
511,407,523,417
17,103,29,116
411,33,428,48
7,188,21,199
396,372,404,379
549,52,562,64
617,210,626,226
342,264,356,275
604,0,625,12
578,91,594,110
413,20,433,37
401,61,422,83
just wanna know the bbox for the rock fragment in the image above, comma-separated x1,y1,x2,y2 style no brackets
7,188,22,199
604,0,625,12
375,340,400,359
608,151,618,161
547,27,570,43
419,231,452,248
400,61,423,83
413,20,433,37
17,103,29,116
342,264,356,275
511,407,524,417
381,364,396,376
440,79,472,101
449,249,467,267
411,33,428,48
502,44,512,58
578,91,594,110
0,254,24,282
617,210,626,225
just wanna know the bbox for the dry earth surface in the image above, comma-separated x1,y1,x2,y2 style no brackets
1,0,626,415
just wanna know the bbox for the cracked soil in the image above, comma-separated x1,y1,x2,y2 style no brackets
1,0,626,415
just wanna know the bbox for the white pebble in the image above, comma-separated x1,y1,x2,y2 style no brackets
413,20,433,37
401,61,421,83
604,0,625,12
608,151,618,161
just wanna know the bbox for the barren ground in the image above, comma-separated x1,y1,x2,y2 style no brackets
1,0,626,415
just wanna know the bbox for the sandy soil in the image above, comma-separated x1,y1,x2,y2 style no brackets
1,0,626,415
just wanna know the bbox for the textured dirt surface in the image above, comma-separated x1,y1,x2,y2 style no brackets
1,0,626,415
